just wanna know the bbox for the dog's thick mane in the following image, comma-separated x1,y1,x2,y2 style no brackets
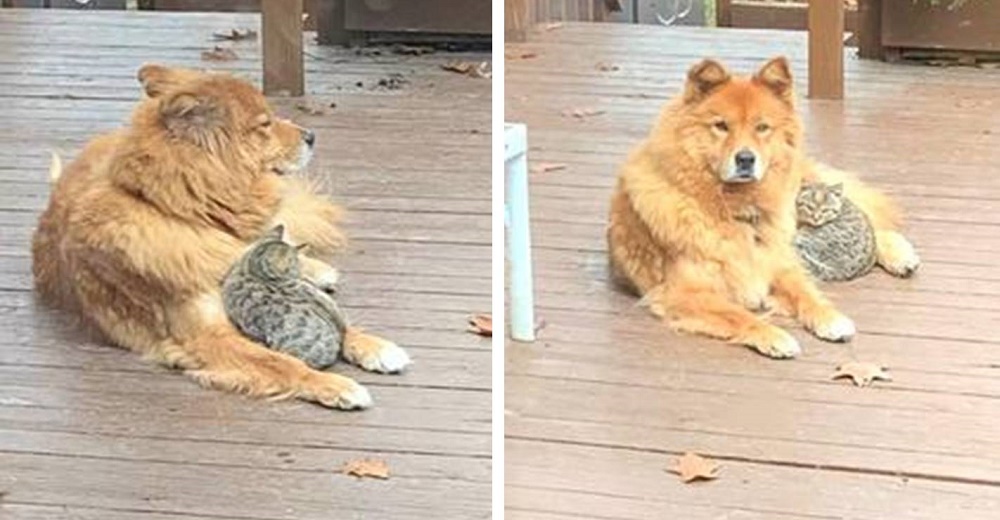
104,86,282,240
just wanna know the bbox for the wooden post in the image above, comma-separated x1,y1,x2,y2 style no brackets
262,0,304,96
506,0,529,43
858,0,884,60
315,0,349,46
808,0,844,100
716,0,732,27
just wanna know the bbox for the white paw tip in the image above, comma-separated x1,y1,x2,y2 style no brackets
315,268,341,288
360,342,412,374
820,315,856,342
754,329,801,359
772,333,802,358
338,384,373,410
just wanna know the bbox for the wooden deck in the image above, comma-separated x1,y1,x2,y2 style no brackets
505,23,1000,519
0,9,490,520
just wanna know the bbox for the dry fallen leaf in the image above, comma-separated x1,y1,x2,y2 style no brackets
441,60,492,79
294,101,329,116
596,62,620,72
212,28,257,41
561,107,605,119
340,458,390,480
392,44,435,56
957,55,977,66
667,452,721,483
468,314,492,336
201,46,239,62
530,162,568,174
505,51,539,60
832,362,892,387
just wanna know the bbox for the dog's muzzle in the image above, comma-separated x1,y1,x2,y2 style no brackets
721,148,765,183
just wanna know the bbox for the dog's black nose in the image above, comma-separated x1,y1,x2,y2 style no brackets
735,149,755,170
303,130,316,147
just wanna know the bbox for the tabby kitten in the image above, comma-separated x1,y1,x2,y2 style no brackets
222,225,348,369
793,182,877,282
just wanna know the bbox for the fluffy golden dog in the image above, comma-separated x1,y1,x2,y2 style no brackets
32,65,410,408
607,57,920,358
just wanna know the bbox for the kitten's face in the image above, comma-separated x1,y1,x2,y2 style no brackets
796,183,843,227
245,226,301,280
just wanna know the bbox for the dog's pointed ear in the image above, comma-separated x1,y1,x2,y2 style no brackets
829,183,845,196
138,64,206,98
684,59,731,103
159,91,224,144
754,56,794,104
138,64,176,98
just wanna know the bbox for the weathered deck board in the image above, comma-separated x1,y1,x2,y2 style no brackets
505,22,1000,519
0,9,490,520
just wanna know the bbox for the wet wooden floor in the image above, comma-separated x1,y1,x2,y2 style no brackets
505,22,1000,519
0,9,490,520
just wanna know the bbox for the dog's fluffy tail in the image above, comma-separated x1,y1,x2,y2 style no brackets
805,159,902,232
49,152,63,184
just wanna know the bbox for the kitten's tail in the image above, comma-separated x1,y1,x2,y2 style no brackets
48,152,63,184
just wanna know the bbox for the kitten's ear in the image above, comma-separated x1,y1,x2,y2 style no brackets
265,224,286,241
684,59,731,104
829,183,845,195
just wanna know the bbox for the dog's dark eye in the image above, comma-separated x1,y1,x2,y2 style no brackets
260,119,273,128
713,120,728,132
756,122,770,133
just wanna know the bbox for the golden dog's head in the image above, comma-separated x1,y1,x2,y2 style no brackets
135,64,314,176
675,57,802,184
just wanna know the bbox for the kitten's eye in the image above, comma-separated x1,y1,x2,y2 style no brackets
756,122,770,133
712,120,729,132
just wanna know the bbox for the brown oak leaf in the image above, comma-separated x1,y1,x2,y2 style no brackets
530,162,567,175
295,101,329,116
212,28,257,41
561,107,605,119
468,314,492,337
201,46,239,61
340,458,390,480
832,362,892,387
667,452,721,483
441,60,492,79
505,51,539,60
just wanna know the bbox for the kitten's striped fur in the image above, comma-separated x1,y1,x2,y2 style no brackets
794,182,877,282
223,225,348,369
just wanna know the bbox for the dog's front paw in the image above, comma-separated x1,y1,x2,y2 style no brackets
343,328,412,374
303,373,372,410
741,324,801,359
876,231,920,278
311,267,341,293
808,310,856,343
